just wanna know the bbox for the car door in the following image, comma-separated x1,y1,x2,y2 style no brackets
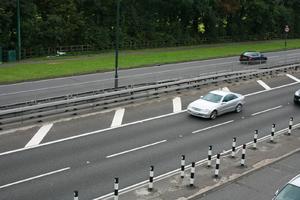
220,94,237,114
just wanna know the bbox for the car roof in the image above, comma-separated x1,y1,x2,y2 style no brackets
289,174,300,187
243,51,261,55
209,90,237,96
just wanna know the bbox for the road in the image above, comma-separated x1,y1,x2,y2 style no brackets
0,49,300,105
196,151,300,200
0,72,299,199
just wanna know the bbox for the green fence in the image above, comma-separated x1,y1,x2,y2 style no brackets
8,50,16,62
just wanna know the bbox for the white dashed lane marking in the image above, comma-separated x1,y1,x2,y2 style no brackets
106,140,167,158
286,74,300,82
173,97,182,113
251,105,283,116
25,124,53,147
111,108,125,127
257,80,271,90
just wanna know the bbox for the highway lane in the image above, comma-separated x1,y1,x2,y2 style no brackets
0,81,300,199
0,49,300,105
0,73,295,153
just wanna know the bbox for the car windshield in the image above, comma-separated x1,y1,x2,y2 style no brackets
201,93,223,103
275,184,300,200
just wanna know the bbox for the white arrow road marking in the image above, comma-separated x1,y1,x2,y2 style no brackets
286,74,300,82
25,124,53,147
251,105,283,116
106,140,167,158
173,97,182,113
111,108,125,127
0,167,70,189
257,80,271,90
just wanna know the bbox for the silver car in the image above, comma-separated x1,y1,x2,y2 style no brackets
187,90,245,119
273,174,300,200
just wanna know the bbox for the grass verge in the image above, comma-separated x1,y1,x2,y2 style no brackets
0,39,300,84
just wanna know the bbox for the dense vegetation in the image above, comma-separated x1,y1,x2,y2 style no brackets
1,0,300,51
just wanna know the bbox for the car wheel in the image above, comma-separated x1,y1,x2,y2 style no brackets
235,104,243,113
210,110,217,119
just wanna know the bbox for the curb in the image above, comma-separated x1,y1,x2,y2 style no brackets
187,147,300,200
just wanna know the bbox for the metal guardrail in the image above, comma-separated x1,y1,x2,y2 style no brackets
0,63,299,130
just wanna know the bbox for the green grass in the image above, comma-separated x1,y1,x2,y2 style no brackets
1,39,300,84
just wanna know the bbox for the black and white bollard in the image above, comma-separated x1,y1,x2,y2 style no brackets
207,145,212,167
74,190,79,200
253,130,258,149
231,137,236,157
270,124,275,143
190,162,195,187
114,177,119,200
214,153,220,178
241,144,246,167
287,117,293,135
148,166,154,191
181,155,185,178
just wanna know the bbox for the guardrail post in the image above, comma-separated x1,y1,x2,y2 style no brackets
207,145,212,167
74,190,79,200
114,177,119,200
270,124,275,143
241,144,246,167
181,155,185,178
148,166,154,191
253,130,258,149
231,138,236,158
287,117,293,135
190,162,195,187
214,153,220,178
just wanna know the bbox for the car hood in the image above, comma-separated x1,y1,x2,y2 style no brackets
189,99,219,110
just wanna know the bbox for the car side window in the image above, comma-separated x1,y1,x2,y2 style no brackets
223,95,231,102
230,94,238,100
223,94,237,102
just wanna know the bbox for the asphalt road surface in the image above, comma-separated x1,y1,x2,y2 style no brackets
1,49,300,105
0,72,299,199
196,151,300,200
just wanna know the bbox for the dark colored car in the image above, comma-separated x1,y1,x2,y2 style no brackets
294,89,300,104
239,51,267,64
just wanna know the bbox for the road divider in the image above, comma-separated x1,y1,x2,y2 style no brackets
1,63,299,130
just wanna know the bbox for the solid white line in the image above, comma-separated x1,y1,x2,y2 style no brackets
257,80,271,90
110,108,125,127
0,167,70,189
25,124,53,147
172,97,182,113
286,74,300,82
251,105,283,116
192,120,234,134
106,140,167,158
